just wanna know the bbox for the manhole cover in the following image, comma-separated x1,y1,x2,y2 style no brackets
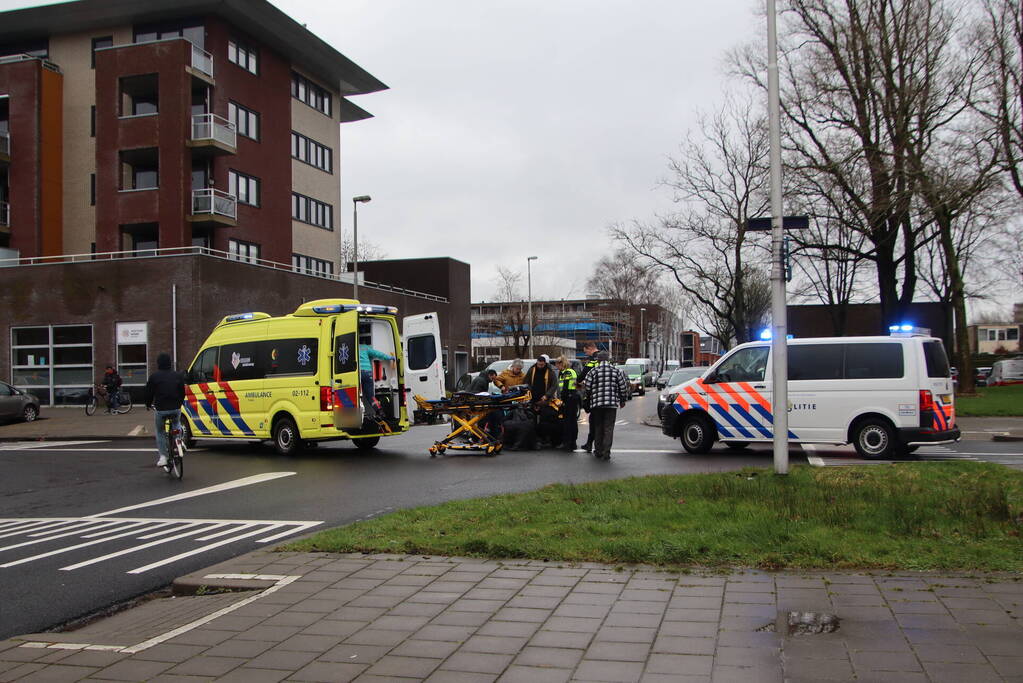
784,611,840,635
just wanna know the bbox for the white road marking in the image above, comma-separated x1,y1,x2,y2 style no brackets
802,444,826,467
127,425,144,436
0,441,107,450
19,573,301,654
0,517,322,573
93,472,297,516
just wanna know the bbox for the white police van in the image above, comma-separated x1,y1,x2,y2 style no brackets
661,332,959,459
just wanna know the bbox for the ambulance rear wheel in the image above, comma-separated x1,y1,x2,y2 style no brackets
273,416,299,456
181,419,197,449
852,418,895,459
680,414,715,454
354,437,380,451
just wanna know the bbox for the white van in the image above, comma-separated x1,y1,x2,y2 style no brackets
660,334,959,459
625,357,655,386
402,312,445,423
988,358,1023,386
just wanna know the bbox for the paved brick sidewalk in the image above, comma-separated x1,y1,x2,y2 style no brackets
2,551,1021,682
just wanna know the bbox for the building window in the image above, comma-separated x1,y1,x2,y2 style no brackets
91,36,112,68
290,131,333,173
291,192,333,230
986,328,1020,342
119,149,158,190
120,74,158,116
134,22,204,49
11,325,94,406
229,239,260,263
292,253,334,277
228,101,259,140
228,39,258,75
290,72,332,117
90,174,96,206
228,170,260,207
90,105,96,136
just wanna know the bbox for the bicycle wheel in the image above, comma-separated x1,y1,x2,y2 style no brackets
118,392,134,414
170,437,185,479
85,396,97,416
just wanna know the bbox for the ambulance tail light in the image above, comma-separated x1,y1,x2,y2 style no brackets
320,386,334,412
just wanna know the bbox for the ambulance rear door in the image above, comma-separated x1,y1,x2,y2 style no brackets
331,310,363,430
403,313,444,402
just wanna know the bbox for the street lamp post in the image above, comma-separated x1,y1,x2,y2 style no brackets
640,308,646,359
767,0,789,475
527,256,538,359
351,195,371,300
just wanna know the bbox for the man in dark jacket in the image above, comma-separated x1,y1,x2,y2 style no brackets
524,355,557,405
145,353,186,467
101,365,123,413
467,369,497,393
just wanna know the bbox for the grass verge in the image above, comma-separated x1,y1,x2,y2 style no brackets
956,383,1023,416
282,462,1023,571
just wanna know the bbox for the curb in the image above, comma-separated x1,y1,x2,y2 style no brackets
172,575,275,596
0,435,152,443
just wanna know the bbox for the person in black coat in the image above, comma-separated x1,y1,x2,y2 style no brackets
145,353,186,467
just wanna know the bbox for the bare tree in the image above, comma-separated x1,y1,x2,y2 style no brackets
491,266,523,302
340,236,387,270
975,0,1023,198
585,252,665,304
612,95,772,348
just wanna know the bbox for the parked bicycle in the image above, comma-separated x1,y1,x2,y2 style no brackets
84,385,133,415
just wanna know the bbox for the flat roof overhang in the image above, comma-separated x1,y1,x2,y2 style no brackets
0,0,387,98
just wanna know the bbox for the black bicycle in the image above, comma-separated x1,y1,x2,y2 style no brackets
85,385,133,415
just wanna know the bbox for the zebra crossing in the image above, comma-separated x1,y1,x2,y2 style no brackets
0,516,321,574
801,443,1013,468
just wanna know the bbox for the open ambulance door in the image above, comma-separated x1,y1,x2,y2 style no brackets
332,311,363,430
403,313,444,419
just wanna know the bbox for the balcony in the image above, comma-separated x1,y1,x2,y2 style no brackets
187,114,236,155
188,188,236,227
0,201,8,232
188,43,214,83
0,131,8,164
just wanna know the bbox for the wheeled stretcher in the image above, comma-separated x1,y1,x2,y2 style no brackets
414,387,531,456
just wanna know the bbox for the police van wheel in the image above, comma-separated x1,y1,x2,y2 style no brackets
354,436,380,451
680,414,714,454
853,419,895,459
273,417,300,456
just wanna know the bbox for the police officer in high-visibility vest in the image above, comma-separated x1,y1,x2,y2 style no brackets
555,355,580,451
578,341,600,452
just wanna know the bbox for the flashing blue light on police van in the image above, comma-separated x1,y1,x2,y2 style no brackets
760,329,772,340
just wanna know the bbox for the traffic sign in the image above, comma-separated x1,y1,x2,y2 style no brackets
745,215,809,231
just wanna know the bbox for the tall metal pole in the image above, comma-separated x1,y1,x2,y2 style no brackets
352,195,371,301
640,308,646,358
527,256,537,358
767,0,789,475
352,202,359,301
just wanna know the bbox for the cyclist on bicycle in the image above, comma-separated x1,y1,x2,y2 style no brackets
144,353,186,468
102,365,123,413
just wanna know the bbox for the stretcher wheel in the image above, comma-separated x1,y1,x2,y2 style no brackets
484,444,496,456
429,445,439,457
493,443,503,454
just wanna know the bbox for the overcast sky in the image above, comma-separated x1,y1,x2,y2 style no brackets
0,0,760,302
270,0,761,302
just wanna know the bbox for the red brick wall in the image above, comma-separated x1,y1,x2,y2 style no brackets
0,59,42,256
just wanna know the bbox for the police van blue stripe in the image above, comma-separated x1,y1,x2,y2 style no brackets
711,404,755,439
731,404,774,438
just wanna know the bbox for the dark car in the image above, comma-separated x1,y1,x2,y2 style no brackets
656,367,708,419
0,381,41,423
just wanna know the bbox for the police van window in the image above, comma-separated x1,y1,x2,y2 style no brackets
844,343,904,379
407,335,437,371
218,341,265,382
713,346,770,383
788,344,843,380
188,346,219,383
922,340,951,378
265,339,318,376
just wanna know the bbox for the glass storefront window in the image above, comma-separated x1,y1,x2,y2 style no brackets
12,325,94,406
13,327,48,346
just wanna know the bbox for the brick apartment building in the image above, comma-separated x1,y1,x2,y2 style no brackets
0,0,471,405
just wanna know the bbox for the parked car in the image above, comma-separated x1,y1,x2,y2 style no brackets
655,370,674,389
0,381,41,423
657,367,707,419
975,366,993,387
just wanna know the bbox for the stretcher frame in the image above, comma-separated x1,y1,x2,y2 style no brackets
414,389,532,456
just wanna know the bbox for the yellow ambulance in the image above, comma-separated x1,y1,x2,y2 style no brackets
181,299,415,454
